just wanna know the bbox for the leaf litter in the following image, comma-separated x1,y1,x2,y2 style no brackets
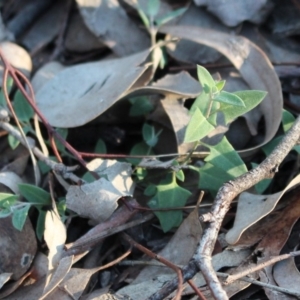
0,0,300,299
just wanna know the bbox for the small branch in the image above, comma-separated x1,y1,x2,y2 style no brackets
217,272,300,298
121,233,184,300
224,250,300,285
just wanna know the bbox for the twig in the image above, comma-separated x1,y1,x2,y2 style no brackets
148,116,300,300
121,233,184,300
224,250,300,285
217,272,300,298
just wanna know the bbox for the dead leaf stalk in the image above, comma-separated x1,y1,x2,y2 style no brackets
224,250,300,285
149,115,300,300
217,272,300,298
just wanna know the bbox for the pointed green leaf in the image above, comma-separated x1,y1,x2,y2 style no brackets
156,7,187,27
0,194,18,208
184,108,215,143
282,109,295,132
213,91,245,107
217,90,266,124
215,80,226,91
12,204,30,231
19,184,51,205
197,65,216,93
143,123,160,147
128,141,153,165
175,169,185,182
144,184,157,196
199,137,247,195
13,90,34,122
95,138,107,154
36,208,46,241
147,0,160,17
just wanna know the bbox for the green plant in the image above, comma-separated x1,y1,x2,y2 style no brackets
136,0,187,67
0,184,52,239
139,65,267,231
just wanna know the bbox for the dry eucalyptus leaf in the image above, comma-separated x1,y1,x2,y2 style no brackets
0,273,12,289
0,42,32,86
118,248,250,299
194,0,273,26
167,3,230,64
31,61,65,94
159,25,283,157
66,159,134,222
133,207,202,284
129,71,201,98
226,174,300,245
0,172,22,194
20,1,67,52
255,193,300,299
64,10,106,53
76,0,150,56
0,216,37,280
40,256,73,300
44,208,67,270
35,49,150,128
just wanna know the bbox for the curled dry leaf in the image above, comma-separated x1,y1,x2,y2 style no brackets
66,159,134,222
159,25,283,156
0,172,22,194
226,174,300,245
34,49,151,128
0,216,37,280
76,0,150,56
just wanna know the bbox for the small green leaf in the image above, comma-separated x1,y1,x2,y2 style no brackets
142,123,161,147
0,194,18,208
156,7,187,27
13,90,34,122
19,184,51,205
218,90,266,124
199,137,247,195
135,167,148,181
144,184,157,196
36,208,46,241
262,136,282,157
129,96,154,116
0,76,13,108
282,109,295,132
149,180,191,232
12,204,30,231
175,169,185,182
215,80,226,91
184,108,215,143
128,141,153,165
8,133,20,150
197,65,216,94
95,138,107,153
213,91,245,107
147,0,160,17
54,128,68,152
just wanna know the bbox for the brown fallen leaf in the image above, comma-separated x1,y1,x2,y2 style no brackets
76,0,150,56
34,49,151,128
